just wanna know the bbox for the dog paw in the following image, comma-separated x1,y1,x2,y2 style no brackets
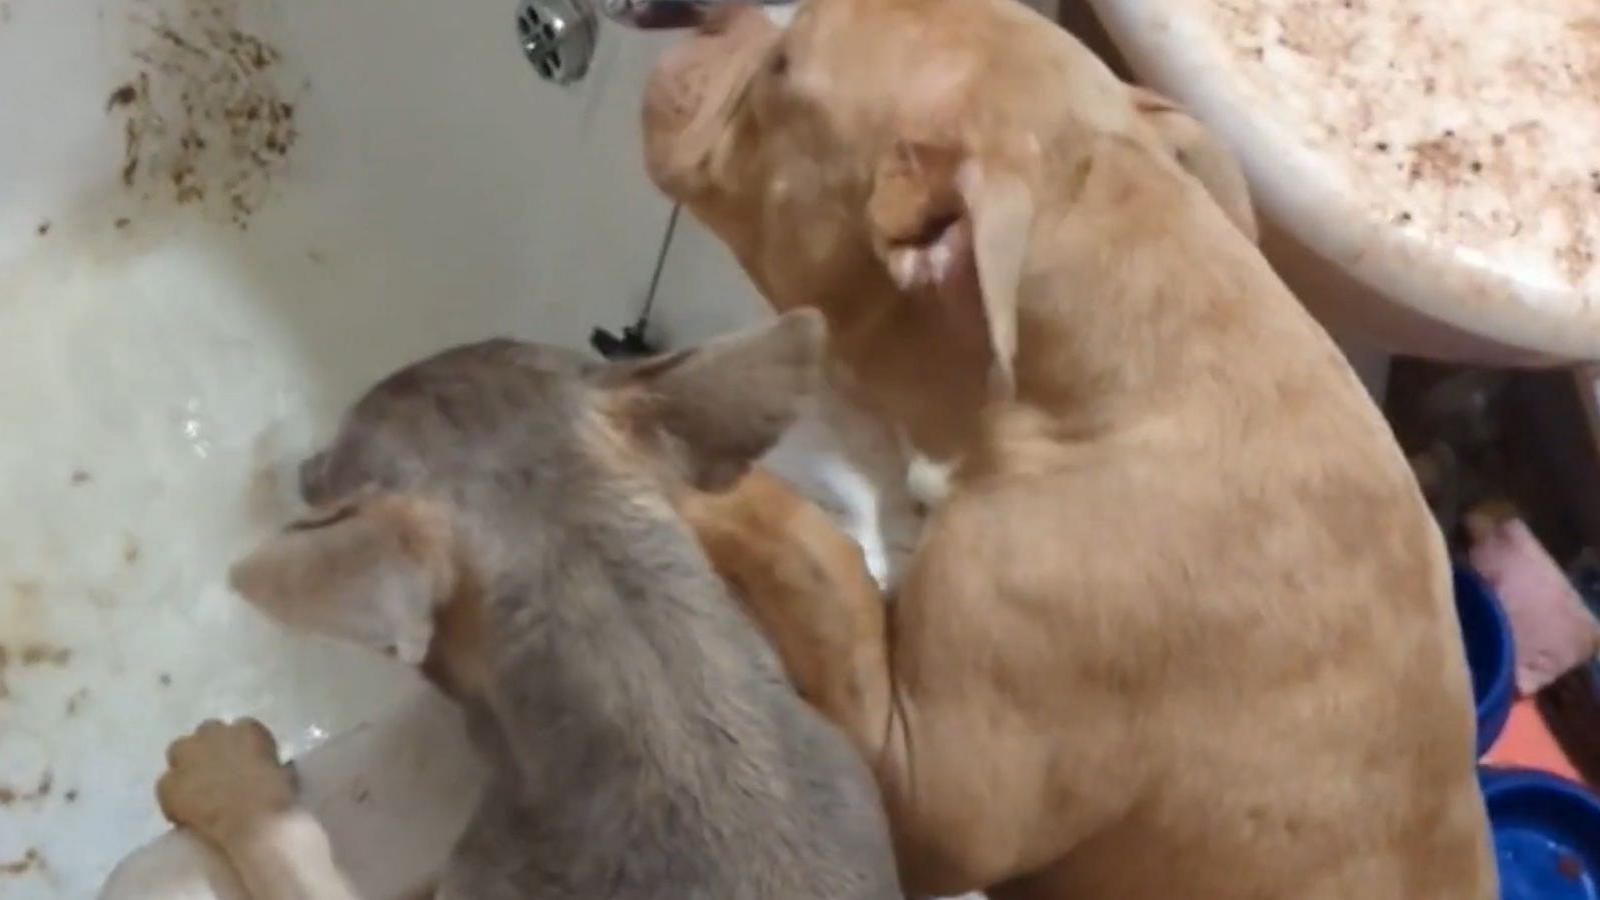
156,718,296,843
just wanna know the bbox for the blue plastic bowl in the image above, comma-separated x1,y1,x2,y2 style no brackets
1481,767,1600,900
1455,565,1516,757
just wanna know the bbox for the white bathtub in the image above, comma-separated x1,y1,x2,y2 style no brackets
0,0,773,895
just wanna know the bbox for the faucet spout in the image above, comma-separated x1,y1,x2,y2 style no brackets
597,0,791,30
514,0,792,86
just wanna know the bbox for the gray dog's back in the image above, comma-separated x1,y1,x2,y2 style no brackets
442,496,899,899
338,338,905,899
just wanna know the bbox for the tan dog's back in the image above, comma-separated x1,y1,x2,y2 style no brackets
885,139,1490,897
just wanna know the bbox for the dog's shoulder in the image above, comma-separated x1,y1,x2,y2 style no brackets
451,497,897,899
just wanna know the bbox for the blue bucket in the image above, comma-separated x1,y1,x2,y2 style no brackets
1455,565,1516,757
1481,767,1600,900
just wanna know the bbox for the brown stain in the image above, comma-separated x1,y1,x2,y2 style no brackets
1275,0,1360,62
114,217,132,229
69,468,91,485
0,848,43,877
35,221,49,236
1555,219,1595,283
106,81,138,111
17,643,71,667
0,633,72,697
0,770,54,806
111,0,303,228
1406,133,1467,187
159,672,173,686
63,789,78,804
65,687,90,716
123,535,141,565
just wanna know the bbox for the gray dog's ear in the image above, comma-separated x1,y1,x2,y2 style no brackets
229,496,455,664
608,310,826,492
1130,86,1258,243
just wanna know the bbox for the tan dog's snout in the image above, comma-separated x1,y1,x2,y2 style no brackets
642,4,776,195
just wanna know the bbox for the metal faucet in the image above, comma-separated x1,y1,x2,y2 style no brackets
517,0,791,84
597,0,757,30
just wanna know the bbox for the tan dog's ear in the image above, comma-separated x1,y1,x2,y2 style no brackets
868,143,1033,399
1130,86,1258,242
229,496,455,664
609,310,826,491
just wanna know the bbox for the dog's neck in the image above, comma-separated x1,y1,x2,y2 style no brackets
965,143,1315,477
424,472,791,805
419,573,490,701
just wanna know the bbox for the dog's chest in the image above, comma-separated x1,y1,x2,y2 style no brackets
760,393,929,590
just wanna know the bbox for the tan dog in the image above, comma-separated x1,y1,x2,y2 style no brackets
644,1,1496,897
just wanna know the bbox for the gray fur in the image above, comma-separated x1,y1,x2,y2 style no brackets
299,314,901,899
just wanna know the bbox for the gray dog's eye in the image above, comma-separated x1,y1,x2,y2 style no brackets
298,452,331,503
286,505,358,532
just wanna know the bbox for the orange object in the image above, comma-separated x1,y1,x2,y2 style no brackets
1484,698,1584,784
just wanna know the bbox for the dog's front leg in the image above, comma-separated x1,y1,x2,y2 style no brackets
684,469,990,893
689,470,1110,896
157,719,367,900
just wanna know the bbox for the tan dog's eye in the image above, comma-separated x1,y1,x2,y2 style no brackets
769,49,788,78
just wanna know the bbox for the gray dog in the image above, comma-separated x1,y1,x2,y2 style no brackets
155,310,902,900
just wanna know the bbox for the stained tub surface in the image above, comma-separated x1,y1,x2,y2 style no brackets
1087,0,1600,364
0,0,770,894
